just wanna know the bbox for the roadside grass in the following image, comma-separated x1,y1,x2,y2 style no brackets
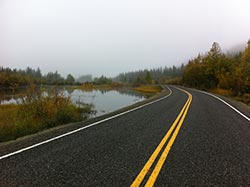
234,94,250,106
211,88,250,106
0,104,20,142
0,87,90,142
241,94,250,106
134,85,162,93
211,88,232,97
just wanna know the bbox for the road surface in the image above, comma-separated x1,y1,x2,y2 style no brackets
1,86,250,186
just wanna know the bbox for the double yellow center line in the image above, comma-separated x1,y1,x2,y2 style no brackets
130,87,192,187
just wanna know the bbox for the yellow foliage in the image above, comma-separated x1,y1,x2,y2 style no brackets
211,88,232,96
134,85,162,93
0,87,88,142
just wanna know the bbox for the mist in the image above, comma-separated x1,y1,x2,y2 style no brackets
1,0,250,77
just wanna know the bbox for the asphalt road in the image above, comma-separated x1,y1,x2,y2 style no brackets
1,86,250,187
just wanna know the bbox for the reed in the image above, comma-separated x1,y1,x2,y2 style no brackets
0,85,90,142
134,85,162,93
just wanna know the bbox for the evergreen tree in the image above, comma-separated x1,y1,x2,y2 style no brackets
65,74,75,85
145,71,152,84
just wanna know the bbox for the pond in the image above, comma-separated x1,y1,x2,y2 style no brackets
68,89,146,117
0,87,148,118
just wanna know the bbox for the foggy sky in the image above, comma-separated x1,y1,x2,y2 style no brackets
1,0,250,78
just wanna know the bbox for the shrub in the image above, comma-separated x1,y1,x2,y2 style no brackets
0,85,90,142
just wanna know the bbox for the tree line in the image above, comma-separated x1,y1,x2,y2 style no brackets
0,67,76,88
182,40,250,97
0,66,115,89
114,65,185,85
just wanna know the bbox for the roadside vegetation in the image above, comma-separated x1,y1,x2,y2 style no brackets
0,85,90,142
182,39,250,105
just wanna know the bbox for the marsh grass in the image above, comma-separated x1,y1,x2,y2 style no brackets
0,85,90,142
80,82,124,90
134,85,162,93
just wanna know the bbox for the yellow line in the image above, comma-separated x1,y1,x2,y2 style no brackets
130,89,191,187
145,91,192,187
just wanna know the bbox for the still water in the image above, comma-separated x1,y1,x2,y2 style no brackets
0,88,147,118
68,89,146,117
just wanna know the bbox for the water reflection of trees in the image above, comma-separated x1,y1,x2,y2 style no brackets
0,86,147,104
64,87,74,95
79,87,147,98
0,88,27,104
0,85,59,104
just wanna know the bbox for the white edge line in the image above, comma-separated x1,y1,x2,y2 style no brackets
188,87,250,122
0,86,173,160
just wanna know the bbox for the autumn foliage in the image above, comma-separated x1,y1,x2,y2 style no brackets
0,85,88,142
182,40,250,104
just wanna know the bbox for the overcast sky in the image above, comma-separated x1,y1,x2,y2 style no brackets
1,0,250,77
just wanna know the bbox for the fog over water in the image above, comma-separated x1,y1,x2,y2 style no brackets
1,0,250,77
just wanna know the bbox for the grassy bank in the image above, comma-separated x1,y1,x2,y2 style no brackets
0,87,90,142
67,82,124,91
82,82,123,90
133,85,162,93
211,88,250,106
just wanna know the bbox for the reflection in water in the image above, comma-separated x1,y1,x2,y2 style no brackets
67,89,147,117
0,87,148,118
0,89,26,104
